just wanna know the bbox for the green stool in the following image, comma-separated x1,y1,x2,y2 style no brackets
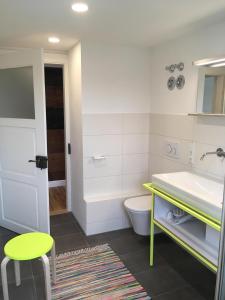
1,232,56,300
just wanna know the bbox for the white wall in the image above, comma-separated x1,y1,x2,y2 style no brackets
150,20,225,115
83,113,150,200
68,22,225,234
70,42,151,234
82,42,151,114
81,42,151,201
67,42,152,234
149,20,225,180
68,43,87,230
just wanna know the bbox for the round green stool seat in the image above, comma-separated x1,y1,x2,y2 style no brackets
4,232,54,261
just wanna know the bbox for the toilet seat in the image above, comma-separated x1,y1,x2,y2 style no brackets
124,195,152,213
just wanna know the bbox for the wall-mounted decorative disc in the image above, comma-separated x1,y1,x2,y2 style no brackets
176,75,185,89
165,64,176,73
167,76,176,90
177,62,184,71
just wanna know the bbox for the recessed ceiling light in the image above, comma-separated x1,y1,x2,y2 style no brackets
72,2,88,13
48,37,60,44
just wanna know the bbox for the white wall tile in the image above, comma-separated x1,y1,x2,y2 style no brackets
82,43,151,114
86,200,112,223
193,142,225,179
122,154,149,174
83,135,122,157
149,134,161,155
149,134,193,165
83,113,151,200
122,113,149,134
122,172,149,195
109,198,130,219
150,114,194,140
86,197,129,223
85,217,130,235
123,134,149,154
84,176,122,198
193,117,225,146
83,155,122,178
149,154,191,179
83,114,122,135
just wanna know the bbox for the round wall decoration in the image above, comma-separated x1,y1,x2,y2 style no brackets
167,76,176,90
176,75,185,89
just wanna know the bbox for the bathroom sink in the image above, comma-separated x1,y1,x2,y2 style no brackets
152,172,223,221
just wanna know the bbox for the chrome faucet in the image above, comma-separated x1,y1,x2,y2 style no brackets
200,148,225,161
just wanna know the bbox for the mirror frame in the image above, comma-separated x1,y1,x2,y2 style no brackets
192,57,225,116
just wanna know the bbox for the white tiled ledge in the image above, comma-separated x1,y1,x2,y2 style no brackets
84,191,151,235
84,191,150,202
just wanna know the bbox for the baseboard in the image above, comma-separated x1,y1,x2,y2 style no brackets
49,180,66,188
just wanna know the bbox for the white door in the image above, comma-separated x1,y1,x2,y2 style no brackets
0,49,49,234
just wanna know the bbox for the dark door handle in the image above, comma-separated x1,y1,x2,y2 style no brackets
28,156,48,170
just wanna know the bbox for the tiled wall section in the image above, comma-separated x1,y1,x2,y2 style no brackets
149,114,193,178
83,113,150,199
82,112,225,235
83,112,225,196
192,117,225,180
149,113,225,181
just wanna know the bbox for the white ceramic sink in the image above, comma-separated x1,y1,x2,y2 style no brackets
152,172,223,221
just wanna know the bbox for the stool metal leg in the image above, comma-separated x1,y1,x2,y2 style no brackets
1,257,10,300
51,242,56,284
41,255,51,300
14,261,21,287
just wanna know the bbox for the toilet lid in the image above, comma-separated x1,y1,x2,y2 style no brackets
124,195,152,212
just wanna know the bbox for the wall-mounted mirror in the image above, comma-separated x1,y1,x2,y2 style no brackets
194,57,225,115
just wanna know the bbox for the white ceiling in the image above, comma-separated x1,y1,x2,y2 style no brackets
1,0,225,51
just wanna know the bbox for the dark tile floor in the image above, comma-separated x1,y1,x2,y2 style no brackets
0,212,216,299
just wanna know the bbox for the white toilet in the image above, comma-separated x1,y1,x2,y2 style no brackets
124,195,152,236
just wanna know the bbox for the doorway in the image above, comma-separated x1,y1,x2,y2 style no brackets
44,66,67,215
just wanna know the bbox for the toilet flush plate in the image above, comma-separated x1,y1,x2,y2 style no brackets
163,140,180,159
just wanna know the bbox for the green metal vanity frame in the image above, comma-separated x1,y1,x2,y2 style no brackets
143,183,221,273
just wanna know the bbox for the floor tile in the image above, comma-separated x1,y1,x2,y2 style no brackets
134,265,189,297
0,278,36,300
153,286,206,300
0,232,18,261
50,212,76,226
0,215,217,300
54,232,89,254
109,234,149,255
119,247,166,274
86,228,135,246
33,275,46,300
193,282,215,300
31,259,45,278
50,220,81,238
0,227,16,238
0,260,33,286
159,248,216,297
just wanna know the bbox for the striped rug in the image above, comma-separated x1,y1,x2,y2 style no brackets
52,244,150,299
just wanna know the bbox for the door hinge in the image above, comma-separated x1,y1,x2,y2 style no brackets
68,143,71,155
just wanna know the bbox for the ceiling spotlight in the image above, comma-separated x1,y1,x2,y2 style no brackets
72,2,89,13
48,37,60,44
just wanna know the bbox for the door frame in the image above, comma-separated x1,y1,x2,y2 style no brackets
44,52,71,212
